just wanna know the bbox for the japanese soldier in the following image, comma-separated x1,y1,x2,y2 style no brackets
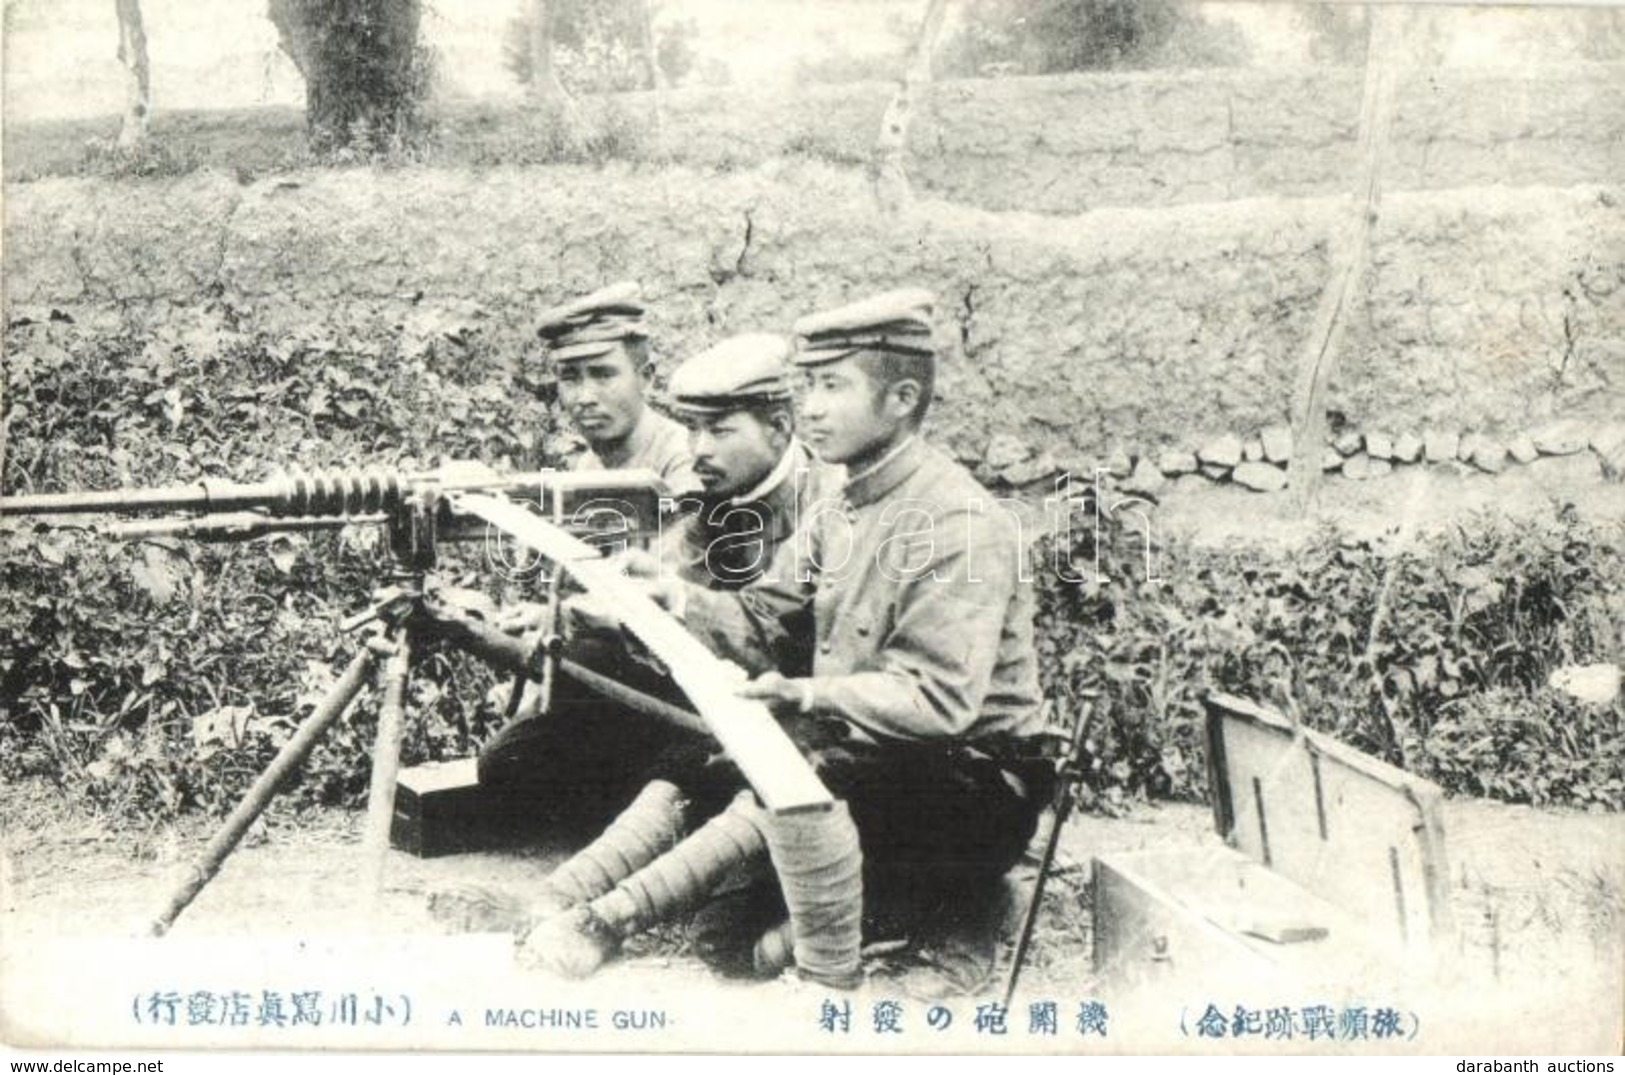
516,289,1053,990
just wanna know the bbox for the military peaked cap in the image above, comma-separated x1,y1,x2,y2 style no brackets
792,287,937,366
536,280,650,363
668,333,794,416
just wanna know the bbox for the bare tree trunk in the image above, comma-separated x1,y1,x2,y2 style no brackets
639,0,664,92
115,0,151,149
267,0,424,153
1286,7,1403,516
872,0,949,213
527,0,570,103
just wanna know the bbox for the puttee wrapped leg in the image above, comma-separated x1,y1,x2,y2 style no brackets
764,800,864,989
535,779,688,915
426,779,686,935
519,791,768,977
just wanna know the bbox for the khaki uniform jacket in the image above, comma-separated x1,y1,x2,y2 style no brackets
682,437,1043,744
571,407,699,496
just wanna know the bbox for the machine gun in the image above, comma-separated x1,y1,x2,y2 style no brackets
1,463,834,935
0,461,667,562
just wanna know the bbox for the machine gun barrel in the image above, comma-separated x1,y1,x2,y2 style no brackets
1,482,281,516
0,468,428,519
0,464,669,532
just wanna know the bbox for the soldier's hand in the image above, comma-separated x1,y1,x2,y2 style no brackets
421,585,500,622
737,671,814,715
610,548,685,616
561,592,619,639
494,601,550,636
612,548,662,580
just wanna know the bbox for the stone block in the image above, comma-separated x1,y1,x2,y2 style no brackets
1198,433,1244,469
1158,450,1199,476
1507,435,1539,465
1233,462,1288,493
1261,425,1293,463
1001,451,1062,488
1527,453,1602,484
1424,429,1460,463
986,434,1031,471
1469,438,1508,474
1122,458,1167,497
1531,419,1588,456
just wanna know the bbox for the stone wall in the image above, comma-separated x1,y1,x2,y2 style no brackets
637,65,1625,213
6,166,1620,467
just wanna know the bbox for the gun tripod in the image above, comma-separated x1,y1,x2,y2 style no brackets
146,553,576,937
145,566,711,937
148,572,439,936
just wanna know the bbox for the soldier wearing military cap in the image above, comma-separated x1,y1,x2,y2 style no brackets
661,332,833,594
431,331,838,952
536,281,698,494
442,283,699,845
560,289,1054,989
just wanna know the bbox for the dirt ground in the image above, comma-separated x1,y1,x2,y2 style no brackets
2,776,1619,1043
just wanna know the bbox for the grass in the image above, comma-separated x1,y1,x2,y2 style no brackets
5,98,682,182
4,106,311,183
2,84,887,183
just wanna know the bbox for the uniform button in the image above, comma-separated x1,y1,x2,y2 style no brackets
820,641,833,654
856,625,871,638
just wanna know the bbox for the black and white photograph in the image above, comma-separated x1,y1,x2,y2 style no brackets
0,0,1621,1058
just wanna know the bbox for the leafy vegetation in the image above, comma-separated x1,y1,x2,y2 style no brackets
1040,482,1624,812
501,0,700,95
2,312,1621,825
0,305,558,821
939,0,1251,77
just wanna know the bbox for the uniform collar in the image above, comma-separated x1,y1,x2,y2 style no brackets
729,439,804,507
685,440,809,536
843,435,925,508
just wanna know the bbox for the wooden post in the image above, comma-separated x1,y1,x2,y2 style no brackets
1286,7,1404,516
872,0,949,213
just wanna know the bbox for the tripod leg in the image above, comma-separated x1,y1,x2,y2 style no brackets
148,640,387,937
362,628,413,912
